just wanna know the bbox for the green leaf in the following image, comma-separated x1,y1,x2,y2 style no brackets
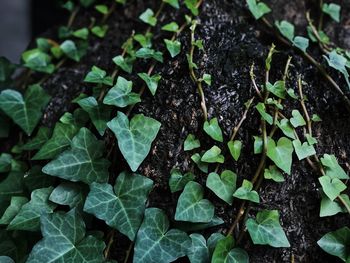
292,139,316,160
95,4,108,14
264,165,284,182
72,28,89,40
26,209,105,263
24,165,55,192
256,102,273,124
246,210,290,247
317,227,350,261
275,20,295,41
162,22,179,32
319,175,346,201
103,76,141,107
60,40,86,62
293,36,309,52
0,153,12,173
164,39,181,58
184,0,199,15
320,154,349,179
233,179,260,203
202,73,212,86
212,236,249,263
49,182,85,208
8,187,56,231
134,33,153,48
112,55,135,73
91,25,109,38
84,172,153,241
42,127,110,184
175,181,215,223
138,73,162,96
247,0,271,20
322,3,341,22
206,170,237,204
266,80,286,99
0,56,16,82
287,88,298,99
0,196,28,225
228,140,242,161
22,127,51,151
84,66,113,86
184,134,200,151
175,216,224,232
203,118,223,142
276,119,296,139
253,136,263,154
320,193,349,217
324,51,350,89
163,0,179,8
135,47,163,62
191,153,208,173
290,110,306,128
107,112,161,172
139,8,157,26
0,256,14,263
201,146,224,163
80,0,95,7
267,137,294,174
133,208,190,263
77,96,111,136
312,114,322,122
0,85,51,135
169,169,195,193
22,49,55,73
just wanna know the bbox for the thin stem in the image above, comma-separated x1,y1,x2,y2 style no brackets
250,64,263,100
67,6,80,28
318,0,324,30
123,242,134,263
306,11,331,53
104,230,115,259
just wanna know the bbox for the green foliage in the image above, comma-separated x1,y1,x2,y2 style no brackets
233,179,260,203
22,127,52,151
22,49,55,73
184,134,201,151
84,172,153,240
73,28,89,40
266,81,286,99
203,118,223,142
133,208,190,263
138,72,162,95
264,165,284,182
202,73,212,86
0,56,16,82
175,181,215,223
134,33,153,48
0,196,28,225
256,102,273,124
84,66,113,86
0,85,51,135
60,40,87,62
246,210,290,247
95,4,108,15
0,153,12,173
139,8,157,26
191,153,209,173
135,47,164,62
293,139,316,160
49,182,84,208
185,0,199,15
201,146,224,163
169,169,195,193
320,154,349,179
187,233,224,263
212,236,249,263
163,0,179,9
91,25,109,38
162,22,179,32
267,137,294,174
247,0,271,20
319,175,346,201
164,39,181,58
113,55,134,73
290,109,306,127
317,227,350,261
276,119,296,139
322,3,341,22
206,170,237,204
275,21,294,41
320,193,349,217
107,112,161,171
253,136,263,154
324,51,350,89
292,36,309,52
227,140,242,161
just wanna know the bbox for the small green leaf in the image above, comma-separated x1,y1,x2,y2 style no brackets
206,170,237,204
256,102,273,124
277,119,296,139
169,169,195,193
133,208,190,263
175,181,215,223
212,236,249,263
317,227,350,261
312,114,322,122
275,20,295,41
266,80,286,99
233,179,259,203
163,0,179,8
91,25,108,38
95,4,108,14
202,73,212,86
306,134,317,145
293,139,316,160
162,22,179,32
107,112,161,172
203,118,223,142
324,51,350,89
322,3,341,22
0,196,28,225
191,153,208,173
134,33,153,48
185,0,199,15
264,165,284,182
320,154,349,179
267,137,294,174
287,88,298,99
72,28,89,40
139,8,157,26
228,140,242,161
135,47,163,62
164,39,181,58
319,175,346,201
22,127,52,151
60,40,86,62
112,55,134,73
22,49,55,73
84,66,113,86
246,210,290,247
247,0,271,20
49,182,85,209
0,85,51,135
138,73,162,96
320,193,349,217
201,146,224,163
253,136,263,154
293,36,309,52
184,134,200,151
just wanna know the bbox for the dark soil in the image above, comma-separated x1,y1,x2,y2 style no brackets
20,0,350,262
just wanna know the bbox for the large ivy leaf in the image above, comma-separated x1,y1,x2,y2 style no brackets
0,196,28,225
8,187,56,231
0,85,51,135
267,137,294,174
320,154,349,180
212,236,249,263
206,170,237,204
290,110,306,128
246,210,290,247
133,208,190,263
203,118,223,142
42,128,110,184
322,3,341,22
26,209,105,263
293,139,316,160
22,49,55,73
320,193,349,217
175,181,215,223
107,112,161,172
319,175,346,201
318,227,350,262
84,172,153,241
169,169,195,193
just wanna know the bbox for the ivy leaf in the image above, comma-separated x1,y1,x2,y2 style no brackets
322,3,341,22
0,196,28,225
233,179,260,203
0,153,12,173
95,4,108,14
206,170,237,204
26,209,105,263
228,140,242,161
212,236,249,263
320,154,349,179
0,56,16,82
73,28,89,40
60,40,86,62
247,0,271,20
184,134,200,151
8,187,56,231
139,8,157,26
185,0,199,15
324,51,350,89
42,127,110,184
169,169,195,193
253,136,263,154
317,227,350,262
320,193,349,217
202,73,212,86
175,181,215,223
275,20,295,41
77,96,111,136
203,118,223,142
175,216,224,232
163,0,179,9
201,146,224,163
22,127,52,151
277,119,296,139
266,80,286,99
246,210,290,247
91,25,109,38
162,22,179,32
0,256,14,263
191,153,208,173
103,76,141,108
133,208,190,263
113,55,135,73
264,165,284,182
319,175,346,201
107,112,161,172
290,110,306,127
49,182,85,209
135,48,163,62
134,33,153,48
312,114,322,122
267,137,294,174
292,36,309,52
0,85,51,135
256,103,273,124
22,49,55,73
24,165,55,192
164,39,181,58
138,73,162,96
84,172,153,241
293,139,316,160
83,66,113,86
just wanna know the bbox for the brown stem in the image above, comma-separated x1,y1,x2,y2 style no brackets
250,64,263,100
67,6,80,28
104,230,115,259
123,242,134,263
306,11,331,53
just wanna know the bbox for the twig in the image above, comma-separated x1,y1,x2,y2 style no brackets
250,64,263,100
123,242,134,263
104,230,115,259
306,11,331,53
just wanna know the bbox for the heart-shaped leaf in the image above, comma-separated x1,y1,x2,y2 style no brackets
107,111,161,172
293,139,316,160
290,110,306,128
42,128,110,184
322,3,341,22
191,153,208,173
164,39,181,58
246,210,290,248
277,119,296,139
184,134,200,151
113,55,135,73
133,208,190,263
139,8,157,26
319,175,346,201
0,85,51,135
267,137,294,174
275,20,295,41
138,73,162,96
266,80,286,99
83,65,113,86
227,140,242,161
84,172,153,241
175,181,215,223
264,165,284,182
233,179,260,203
212,236,249,263
169,169,195,193
206,170,237,204
247,0,271,20
318,227,350,262
320,193,349,217
320,154,349,179
203,118,223,142
22,126,52,151
256,103,273,124
201,146,224,163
